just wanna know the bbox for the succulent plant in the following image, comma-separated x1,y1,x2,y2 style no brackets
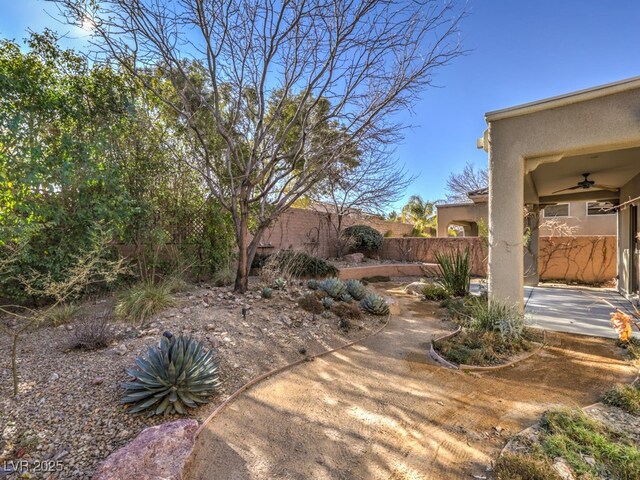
339,292,353,303
360,293,390,316
321,310,332,319
306,279,319,290
273,277,287,290
261,287,273,299
319,278,347,299
322,297,333,309
121,333,220,416
344,279,366,301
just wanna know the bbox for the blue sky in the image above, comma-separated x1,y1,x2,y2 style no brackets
2,1,640,211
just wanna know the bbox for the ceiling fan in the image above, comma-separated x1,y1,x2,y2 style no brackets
552,173,619,194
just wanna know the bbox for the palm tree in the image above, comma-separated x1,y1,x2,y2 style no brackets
401,195,437,236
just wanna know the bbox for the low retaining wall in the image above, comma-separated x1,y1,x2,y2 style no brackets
339,263,436,280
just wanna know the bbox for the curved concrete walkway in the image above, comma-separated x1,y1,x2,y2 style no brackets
185,285,635,480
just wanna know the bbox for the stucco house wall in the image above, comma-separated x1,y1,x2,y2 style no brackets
618,172,640,295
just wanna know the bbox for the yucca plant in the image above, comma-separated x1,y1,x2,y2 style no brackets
122,333,220,416
434,247,471,297
360,293,389,316
319,278,347,299
344,279,366,301
261,287,273,299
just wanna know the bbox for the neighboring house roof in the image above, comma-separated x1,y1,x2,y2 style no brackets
467,187,488,197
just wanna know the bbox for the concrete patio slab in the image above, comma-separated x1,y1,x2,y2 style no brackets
524,286,639,339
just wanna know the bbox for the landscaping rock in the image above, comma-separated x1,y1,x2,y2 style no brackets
342,253,365,263
92,419,198,480
404,281,426,296
552,457,575,480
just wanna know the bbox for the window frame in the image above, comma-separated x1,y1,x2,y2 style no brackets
586,201,616,216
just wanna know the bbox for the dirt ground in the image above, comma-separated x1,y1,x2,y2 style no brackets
0,280,382,479
186,284,637,480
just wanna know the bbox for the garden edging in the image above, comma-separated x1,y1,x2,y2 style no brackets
429,327,547,371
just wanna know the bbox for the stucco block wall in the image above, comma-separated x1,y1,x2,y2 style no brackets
436,203,488,237
378,236,616,284
539,236,617,284
379,237,488,276
259,208,414,258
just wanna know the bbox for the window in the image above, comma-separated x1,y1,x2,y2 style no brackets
587,201,615,216
543,203,569,218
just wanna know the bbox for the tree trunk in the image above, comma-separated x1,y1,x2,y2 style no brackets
234,215,250,293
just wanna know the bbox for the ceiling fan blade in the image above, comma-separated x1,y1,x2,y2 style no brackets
592,184,620,192
551,185,581,194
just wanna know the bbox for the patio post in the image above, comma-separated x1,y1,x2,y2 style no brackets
487,135,525,311
524,204,540,286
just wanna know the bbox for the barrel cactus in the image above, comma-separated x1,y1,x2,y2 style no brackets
319,278,347,299
261,287,273,299
360,293,390,316
307,279,319,290
121,333,220,416
345,279,366,301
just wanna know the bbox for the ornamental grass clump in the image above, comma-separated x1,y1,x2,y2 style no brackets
360,293,389,316
434,247,471,297
122,333,220,416
115,280,174,326
467,296,525,338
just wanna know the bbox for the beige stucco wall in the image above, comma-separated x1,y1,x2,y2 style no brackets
436,202,488,237
437,200,615,238
487,84,640,308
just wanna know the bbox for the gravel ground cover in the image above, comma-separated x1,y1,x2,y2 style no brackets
0,279,381,479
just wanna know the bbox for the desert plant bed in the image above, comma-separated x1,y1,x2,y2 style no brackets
496,400,640,480
432,327,544,367
0,279,385,479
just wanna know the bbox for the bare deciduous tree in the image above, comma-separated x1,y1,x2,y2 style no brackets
55,0,464,292
311,148,414,256
446,162,488,203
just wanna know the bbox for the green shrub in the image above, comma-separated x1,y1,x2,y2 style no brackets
494,453,561,480
260,250,339,279
251,253,271,269
121,333,220,416
360,293,389,316
434,247,471,297
602,383,640,415
433,329,535,366
467,296,525,337
341,225,383,253
319,278,347,299
344,279,366,301
261,287,273,299
422,283,449,301
115,281,174,325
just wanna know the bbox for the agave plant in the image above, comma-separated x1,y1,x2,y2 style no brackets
339,292,353,303
322,297,333,309
344,279,366,301
319,278,347,299
261,287,273,299
360,293,390,316
273,277,287,290
306,279,319,290
122,333,220,416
